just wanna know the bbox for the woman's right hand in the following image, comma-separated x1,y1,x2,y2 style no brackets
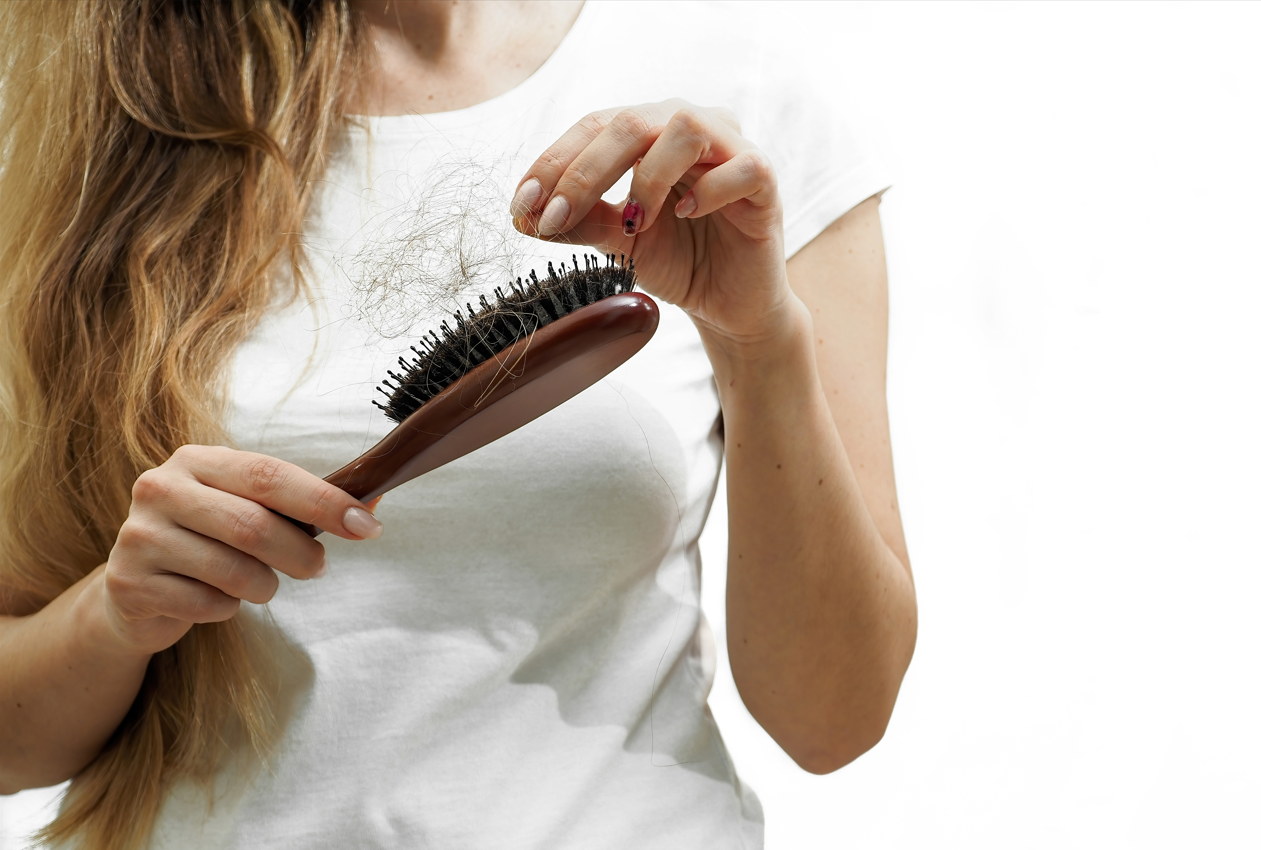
103,445,383,655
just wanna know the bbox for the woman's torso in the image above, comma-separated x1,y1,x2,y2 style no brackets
146,3,887,845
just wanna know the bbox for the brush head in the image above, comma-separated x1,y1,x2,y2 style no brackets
374,253,638,424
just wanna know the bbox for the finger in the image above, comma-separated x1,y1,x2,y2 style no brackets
524,102,686,238
108,567,242,625
166,484,327,581
627,107,749,235
522,198,634,255
672,147,779,220
510,108,620,219
156,525,283,604
153,574,242,624
171,445,382,541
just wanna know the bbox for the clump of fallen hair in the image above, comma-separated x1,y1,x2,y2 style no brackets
375,253,636,423
345,152,533,341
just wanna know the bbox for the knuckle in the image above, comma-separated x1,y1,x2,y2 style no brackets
185,592,212,622
634,166,670,196
536,146,569,175
309,484,340,522
226,506,270,551
245,457,287,497
216,556,253,599
671,107,707,137
255,571,280,604
104,565,160,621
741,149,777,186
131,469,169,504
190,589,238,623
610,108,654,141
560,161,600,194
115,517,157,551
103,561,143,603
578,112,610,136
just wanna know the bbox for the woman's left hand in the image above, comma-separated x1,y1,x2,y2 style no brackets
511,99,795,350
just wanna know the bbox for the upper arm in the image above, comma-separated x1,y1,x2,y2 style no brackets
785,194,910,572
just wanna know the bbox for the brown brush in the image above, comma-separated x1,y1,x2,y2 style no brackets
290,254,658,536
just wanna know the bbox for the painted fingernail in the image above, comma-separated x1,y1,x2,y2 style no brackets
510,178,543,218
674,193,698,218
536,195,570,237
623,198,644,235
343,506,383,539
313,557,329,579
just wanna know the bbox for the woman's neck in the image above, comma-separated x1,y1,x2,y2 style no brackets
350,0,584,115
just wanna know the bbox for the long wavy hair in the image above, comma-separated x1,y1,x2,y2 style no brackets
0,2,363,847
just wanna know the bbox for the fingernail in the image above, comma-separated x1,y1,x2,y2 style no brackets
313,557,329,579
510,178,543,218
674,193,697,218
343,506,383,539
536,195,570,237
623,198,644,235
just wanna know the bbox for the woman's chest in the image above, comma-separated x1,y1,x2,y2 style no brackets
228,281,721,637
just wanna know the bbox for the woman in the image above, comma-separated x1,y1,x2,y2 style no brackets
0,1,916,848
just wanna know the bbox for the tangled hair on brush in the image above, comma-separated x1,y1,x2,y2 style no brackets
377,254,637,423
0,2,364,849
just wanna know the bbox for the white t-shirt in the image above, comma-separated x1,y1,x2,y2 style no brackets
149,3,888,847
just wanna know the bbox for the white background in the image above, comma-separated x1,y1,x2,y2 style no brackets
4,2,1259,847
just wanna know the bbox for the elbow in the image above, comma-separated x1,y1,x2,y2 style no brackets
775,647,916,775
0,758,23,795
0,770,27,796
787,702,894,775
0,771,73,796
739,572,919,776
0,755,78,796
0,772,49,797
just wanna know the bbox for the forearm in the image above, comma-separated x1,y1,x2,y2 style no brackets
704,298,917,774
0,566,151,793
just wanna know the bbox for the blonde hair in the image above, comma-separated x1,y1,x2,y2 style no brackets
0,2,363,847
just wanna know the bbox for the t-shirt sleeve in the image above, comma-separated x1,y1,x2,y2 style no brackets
745,31,893,260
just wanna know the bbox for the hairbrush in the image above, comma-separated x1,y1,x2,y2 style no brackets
290,253,658,536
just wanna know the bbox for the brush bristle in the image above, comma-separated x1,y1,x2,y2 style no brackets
373,253,637,424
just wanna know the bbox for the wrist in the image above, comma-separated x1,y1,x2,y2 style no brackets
696,294,816,388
